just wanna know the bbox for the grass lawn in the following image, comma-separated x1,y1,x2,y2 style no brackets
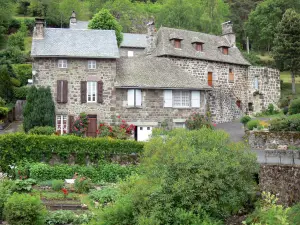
24,36,32,53
280,71,300,100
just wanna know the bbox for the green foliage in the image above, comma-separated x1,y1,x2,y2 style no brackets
185,113,213,130
13,86,29,100
242,51,263,66
0,46,28,64
289,99,300,115
269,114,300,131
74,176,92,193
28,126,55,135
4,193,46,225
288,202,300,225
246,119,260,130
10,77,21,87
0,0,14,39
51,180,64,191
0,107,9,118
71,112,89,137
11,178,36,193
240,115,252,125
0,65,13,102
45,210,93,225
89,187,119,205
97,128,258,224
0,133,143,172
7,31,25,51
0,97,5,107
12,64,32,86
0,179,14,220
23,86,55,132
89,9,123,46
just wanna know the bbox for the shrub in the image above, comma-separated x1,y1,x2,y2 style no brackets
74,176,92,193
7,31,25,50
240,115,252,125
0,179,14,220
279,98,289,108
10,77,21,87
246,120,260,130
289,99,300,115
11,178,36,193
185,113,213,130
71,112,89,137
13,86,29,100
0,133,143,172
269,114,300,132
4,193,46,225
0,97,5,107
0,65,14,102
45,210,93,225
51,180,64,191
89,187,119,205
288,202,300,224
0,107,9,118
97,128,258,223
266,103,275,115
283,106,289,115
11,64,32,86
28,126,55,135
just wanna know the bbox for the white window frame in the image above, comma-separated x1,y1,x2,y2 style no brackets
254,76,259,90
56,115,68,135
174,122,186,128
128,51,134,57
58,59,67,68
164,90,201,108
127,89,142,107
87,81,97,103
88,60,96,69
173,90,191,108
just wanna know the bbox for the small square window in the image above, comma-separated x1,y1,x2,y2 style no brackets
140,127,143,130
222,47,229,55
88,60,96,69
174,39,181,48
147,127,150,130
58,60,67,68
128,51,134,57
195,43,203,51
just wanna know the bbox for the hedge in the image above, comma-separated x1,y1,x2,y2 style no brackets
13,86,29,100
269,114,300,132
0,133,144,172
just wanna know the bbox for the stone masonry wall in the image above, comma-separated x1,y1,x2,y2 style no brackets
119,47,145,57
33,58,117,124
168,57,248,123
115,89,206,127
259,164,300,206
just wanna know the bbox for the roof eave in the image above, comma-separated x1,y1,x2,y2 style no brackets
31,55,120,59
114,86,212,90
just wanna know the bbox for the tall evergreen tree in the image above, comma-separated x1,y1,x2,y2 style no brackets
0,65,13,103
23,86,55,132
273,9,300,94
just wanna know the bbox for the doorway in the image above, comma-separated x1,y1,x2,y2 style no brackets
86,115,97,137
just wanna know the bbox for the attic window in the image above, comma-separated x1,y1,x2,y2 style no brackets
222,47,229,55
174,39,181,49
195,43,203,52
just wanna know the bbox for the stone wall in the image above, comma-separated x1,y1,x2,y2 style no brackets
115,88,206,127
259,164,300,206
33,58,117,125
247,131,300,150
119,47,145,57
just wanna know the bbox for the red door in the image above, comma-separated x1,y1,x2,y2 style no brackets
86,115,97,137
208,72,213,87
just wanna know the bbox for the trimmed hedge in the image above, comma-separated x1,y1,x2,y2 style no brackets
0,133,144,172
289,99,300,115
269,114,300,132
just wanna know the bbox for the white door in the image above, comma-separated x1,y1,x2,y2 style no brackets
137,126,152,142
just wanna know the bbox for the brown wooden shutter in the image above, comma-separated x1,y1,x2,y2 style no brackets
208,72,213,87
81,81,87,103
63,80,68,103
57,80,62,103
97,81,103,104
68,115,74,133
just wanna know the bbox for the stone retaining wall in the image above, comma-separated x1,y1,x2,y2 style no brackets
247,131,300,150
259,164,300,206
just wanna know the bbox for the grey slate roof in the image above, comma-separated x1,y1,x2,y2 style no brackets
69,21,89,29
154,27,250,66
31,28,119,58
121,33,147,48
115,57,211,90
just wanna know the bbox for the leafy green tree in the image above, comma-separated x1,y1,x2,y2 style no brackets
273,9,300,94
95,128,258,224
23,86,55,132
89,9,123,46
0,0,14,42
0,65,13,103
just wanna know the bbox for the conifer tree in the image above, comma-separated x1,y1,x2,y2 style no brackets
0,65,13,102
23,86,55,132
273,9,300,94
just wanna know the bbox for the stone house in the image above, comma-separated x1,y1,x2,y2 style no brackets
31,14,280,141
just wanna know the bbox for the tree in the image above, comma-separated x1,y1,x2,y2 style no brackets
0,0,13,41
23,86,55,132
89,9,123,46
273,9,300,94
0,65,13,103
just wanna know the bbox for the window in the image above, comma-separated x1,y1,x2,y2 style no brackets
174,39,181,48
195,43,203,51
87,81,97,102
229,68,234,83
254,77,259,89
128,51,134,57
128,89,142,107
58,60,67,68
164,90,200,108
174,122,186,128
222,47,229,55
173,91,190,107
56,115,67,135
88,60,96,69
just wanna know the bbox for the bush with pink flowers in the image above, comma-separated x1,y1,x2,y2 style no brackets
72,113,89,137
185,113,214,130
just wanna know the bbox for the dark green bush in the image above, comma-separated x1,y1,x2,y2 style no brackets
0,133,143,172
246,120,260,130
4,193,46,225
0,107,9,118
289,99,300,115
0,179,14,220
7,32,25,50
12,64,32,86
269,114,300,132
51,180,64,191
28,126,55,135
279,98,289,108
13,86,29,100
240,115,252,125
10,77,21,87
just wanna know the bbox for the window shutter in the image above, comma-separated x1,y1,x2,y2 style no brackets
62,80,68,103
97,81,103,104
81,81,87,103
135,89,142,107
191,91,200,108
127,89,135,107
164,90,173,107
68,115,74,133
57,80,62,103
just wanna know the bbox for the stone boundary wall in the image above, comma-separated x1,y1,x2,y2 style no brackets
259,164,300,206
247,130,300,150
258,150,300,165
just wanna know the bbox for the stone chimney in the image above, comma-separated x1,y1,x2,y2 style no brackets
70,11,77,24
33,18,45,39
221,21,236,47
145,19,156,55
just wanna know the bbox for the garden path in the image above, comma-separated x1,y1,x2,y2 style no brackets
0,121,22,134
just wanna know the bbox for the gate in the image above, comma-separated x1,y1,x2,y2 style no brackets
86,115,97,137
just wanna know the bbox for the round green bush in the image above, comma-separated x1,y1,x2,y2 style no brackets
289,99,300,115
246,120,260,130
4,193,46,225
0,179,14,220
240,115,252,125
51,180,64,191
74,176,92,194
28,126,55,135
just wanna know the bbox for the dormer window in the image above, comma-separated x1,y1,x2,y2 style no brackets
222,47,229,55
174,39,181,49
195,43,202,51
